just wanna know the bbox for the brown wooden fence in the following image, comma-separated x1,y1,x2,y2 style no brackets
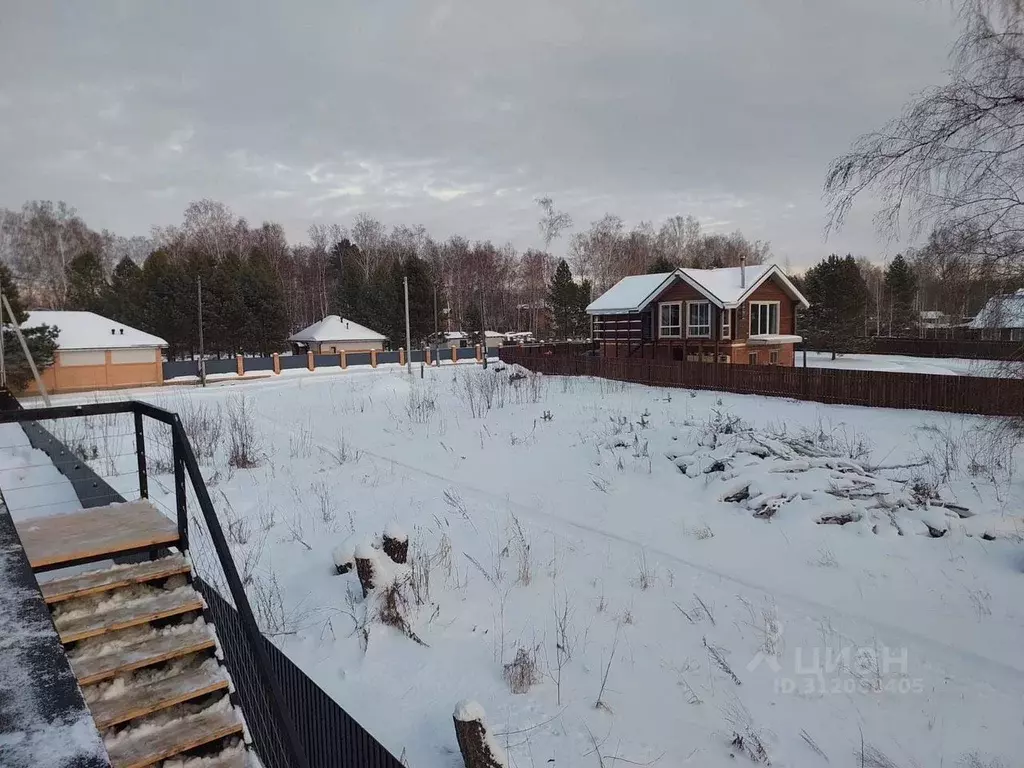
499,345,1024,417
811,336,1024,361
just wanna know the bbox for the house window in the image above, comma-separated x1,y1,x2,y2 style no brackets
721,309,732,340
748,351,759,365
749,302,780,336
769,350,779,365
659,302,682,338
686,301,711,338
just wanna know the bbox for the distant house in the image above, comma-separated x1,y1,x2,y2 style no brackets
287,316,387,353
586,263,809,365
22,310,167,394
441,331,469,348
919,310,952,330
484,331,504,352
968,289,1024,340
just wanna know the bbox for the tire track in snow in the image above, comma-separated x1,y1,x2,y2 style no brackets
257,405,1024,692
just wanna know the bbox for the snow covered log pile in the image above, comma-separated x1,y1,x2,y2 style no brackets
453,700,508,768
665,410,1008,540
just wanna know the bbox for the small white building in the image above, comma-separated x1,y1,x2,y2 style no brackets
287,316,387,353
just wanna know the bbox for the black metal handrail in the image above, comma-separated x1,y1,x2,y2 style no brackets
0,400,310,768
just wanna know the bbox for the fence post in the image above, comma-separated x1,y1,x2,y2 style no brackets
272,352,281,374
452,346,458,363
425,347,432,365
371,349,378,368
475,344,482,362
399,347,406,366
307,350,315,371
134,409,148,500
236,354,244,377
172,418,188,551
340,350,347,369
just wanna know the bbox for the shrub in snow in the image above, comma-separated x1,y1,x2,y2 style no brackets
453,700,508,768
502,646,540,694
226,395,261,469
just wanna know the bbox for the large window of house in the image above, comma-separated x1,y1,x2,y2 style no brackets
721,309,731,340
749,302,780,336
687,301,711,337
659,302,682,338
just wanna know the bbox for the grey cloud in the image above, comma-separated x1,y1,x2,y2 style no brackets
0,0,957,264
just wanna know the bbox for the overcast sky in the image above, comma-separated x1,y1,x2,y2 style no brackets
1,1,958,266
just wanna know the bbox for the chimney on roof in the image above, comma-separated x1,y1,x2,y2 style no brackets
346,321,350,330
119,328,124,335
740,254,746,288
111,328,116,335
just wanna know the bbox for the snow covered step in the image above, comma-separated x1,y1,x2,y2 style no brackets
18,500,180,570
41,554,191,605
105,707,244,768
89,666,230,730
72,626,216,686
57,588,205,644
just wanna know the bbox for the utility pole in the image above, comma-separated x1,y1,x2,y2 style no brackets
404,276,412,375
197,276,207,387
433,285,439,342
480,285,488,370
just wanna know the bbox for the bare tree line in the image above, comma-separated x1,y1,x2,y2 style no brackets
0,197,773,337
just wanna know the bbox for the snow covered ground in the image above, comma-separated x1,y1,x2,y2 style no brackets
20,365,1024,768
802,351,1006,377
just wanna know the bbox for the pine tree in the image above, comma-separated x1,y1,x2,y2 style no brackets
241,249,289,355
141,250,190,359
403,254,435,346
107,256,144,327
800,254,868,359
573,280,593,337
66,252,108,312
884,254,918,336
549,260,580,339
646,256,676,274
208,252,248,355
464,304,483,346
0,262,58,390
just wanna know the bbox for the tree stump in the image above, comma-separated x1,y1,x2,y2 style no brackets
453,701,507,768
354,543,377,598
382,523,408,564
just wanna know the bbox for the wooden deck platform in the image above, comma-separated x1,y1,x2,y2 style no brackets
15,500,179,570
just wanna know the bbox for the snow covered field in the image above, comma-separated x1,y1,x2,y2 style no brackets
22,365,1024,767
802,351,1005,377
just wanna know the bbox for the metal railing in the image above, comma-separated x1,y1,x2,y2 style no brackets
0,396,405,768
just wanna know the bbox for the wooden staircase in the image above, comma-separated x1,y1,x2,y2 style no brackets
19,501,251,768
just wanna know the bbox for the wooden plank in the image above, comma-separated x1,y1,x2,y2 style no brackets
42,555,190,605
72,627,216,686
17,500,179,570
105,707,243,768
56,589,205,644
89,667,230,729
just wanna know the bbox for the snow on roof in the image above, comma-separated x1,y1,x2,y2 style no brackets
587,264,809,314
586,272,675,315
680,265,773,304
23,311,167,350
287,315,387,343
969,290,1024,329
446,330,468,340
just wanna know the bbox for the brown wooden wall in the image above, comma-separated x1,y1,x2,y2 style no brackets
737,276,797,340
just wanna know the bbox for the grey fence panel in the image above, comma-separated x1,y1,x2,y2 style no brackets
456,347,478,360
409,350,425,363
281,355,309,370
314,354,342,368
347,352,371,367
205,358,238,375
377,351,400,365
163,360,198,379
246,357,276,372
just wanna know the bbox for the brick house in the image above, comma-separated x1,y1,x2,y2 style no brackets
586,263,809,365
